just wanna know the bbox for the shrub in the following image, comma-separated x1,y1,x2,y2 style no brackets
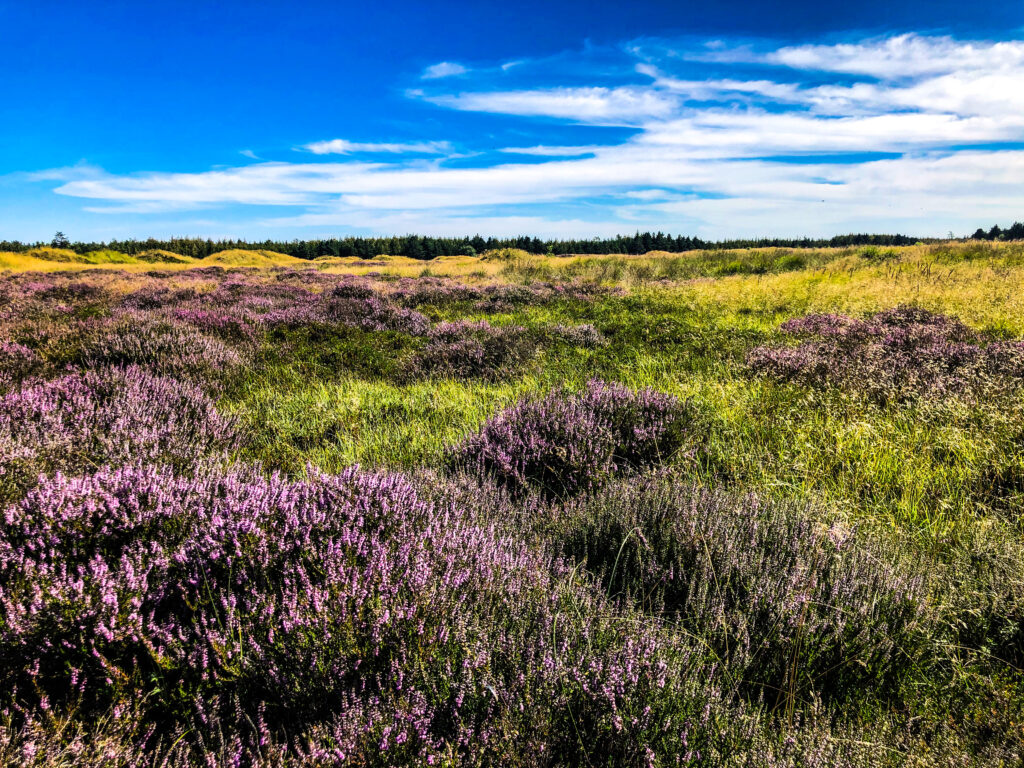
747,305,1024,402
411,320,537,380
544,322,608,348
774,253,806,271
172,308,259,341
554,472,931,708
859,245,899,262
0,341,42,388
453,380,691,497
262,294,430,336
0,367,239,501
0,463,719,765
72,317,244,382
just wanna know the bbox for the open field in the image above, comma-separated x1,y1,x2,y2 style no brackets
1,242,1023,766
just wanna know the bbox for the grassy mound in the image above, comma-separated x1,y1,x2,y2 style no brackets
3,248,139,266
23,247,90,262
81,249,137,264
200,249,305,267
481,247,531,260
135,249,195,264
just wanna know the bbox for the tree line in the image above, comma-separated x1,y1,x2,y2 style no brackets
0,231,929,261
969,222,1024,241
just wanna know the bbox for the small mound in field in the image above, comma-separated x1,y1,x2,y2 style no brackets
0,252,41,270
22,247,87,263
81,249,137,264
0,249,137,269
481,247,530,260
200,249,305,267
20,248,136,265
135,249,195,264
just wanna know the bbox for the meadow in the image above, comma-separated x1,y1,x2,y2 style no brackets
0,241,1022,766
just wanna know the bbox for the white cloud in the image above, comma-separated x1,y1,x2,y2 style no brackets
420,86,679,125
18,162,107,183
41,33,1024,238
497,145,606,156
765,34,1024,78
302,139,452,155
422,61,468,79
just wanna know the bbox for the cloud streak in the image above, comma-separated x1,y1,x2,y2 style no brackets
302,139,453,155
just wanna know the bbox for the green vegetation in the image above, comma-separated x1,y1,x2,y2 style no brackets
1,241,1023,765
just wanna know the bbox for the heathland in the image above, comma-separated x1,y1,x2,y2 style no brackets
1,241,1022,766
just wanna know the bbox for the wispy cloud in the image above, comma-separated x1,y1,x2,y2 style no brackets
419,86,679,125
764,34,1024,77
42,33,1024,237
302,139,453,155
19,162,107,183
497,145,607,156
422,61,468,79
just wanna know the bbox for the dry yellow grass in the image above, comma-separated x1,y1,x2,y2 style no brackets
197,249,305,268
0,251,99,272
682,249,1024,335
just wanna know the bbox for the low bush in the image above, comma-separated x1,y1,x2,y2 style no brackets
453,380,692,497
69,317,245,382
554,472,931,708
410,320,538,381
0,367,239,501
747,305,1024,402
0,463,721,765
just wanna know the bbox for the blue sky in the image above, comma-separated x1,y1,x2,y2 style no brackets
2,0,1023,241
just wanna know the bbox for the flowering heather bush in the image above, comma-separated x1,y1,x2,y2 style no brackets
410,319,538,381
172,308,259,341
555,472,931,707
0,367,239,501
388,276,618,311
747,305,1024,401
390,276,483,307
454,380,691,497
0,463,722,765
73,317,245,381
261,293,430,336
320,295,430,336
33,280,107,304
327,278,381,300
121,284,202,310
0,341,42,389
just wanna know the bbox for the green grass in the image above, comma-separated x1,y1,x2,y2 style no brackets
225,251,1024,541
6,240,1024,762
